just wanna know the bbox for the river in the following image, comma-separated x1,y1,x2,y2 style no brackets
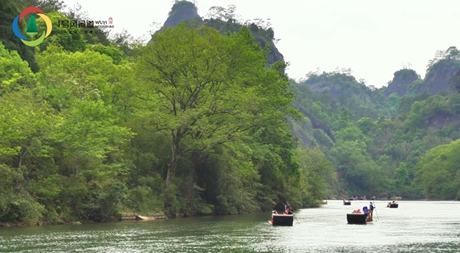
1,200,459,252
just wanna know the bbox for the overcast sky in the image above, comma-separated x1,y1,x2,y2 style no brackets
61,0,460,88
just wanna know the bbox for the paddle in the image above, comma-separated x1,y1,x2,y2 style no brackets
372,201,379,221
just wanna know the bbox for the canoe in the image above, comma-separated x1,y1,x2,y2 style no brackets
347,213,372,224
270,214,294,226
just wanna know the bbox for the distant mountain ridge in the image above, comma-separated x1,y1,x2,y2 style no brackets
302,47,460,108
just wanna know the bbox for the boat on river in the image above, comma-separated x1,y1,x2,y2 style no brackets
268,214,294,226
387,202,399,208
343,200,351,205
347,213,372,224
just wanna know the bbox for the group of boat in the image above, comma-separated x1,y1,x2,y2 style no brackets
267,200,400,226
346,199,399,225
343,199,399,207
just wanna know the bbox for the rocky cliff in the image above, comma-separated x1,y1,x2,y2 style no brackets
419,59,460,95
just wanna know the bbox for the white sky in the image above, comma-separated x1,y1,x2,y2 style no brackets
61,0,460,88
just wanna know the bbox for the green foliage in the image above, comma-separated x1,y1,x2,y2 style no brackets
35,44,136,111
393,69,418,80
356,117,376,135
0,43,37,95
406,79,424,96
451,69,460,93
415,139,460,200
36,11,87,53
296,147,335,207
447,93,460,114
86,43,124,64
394,162,410,189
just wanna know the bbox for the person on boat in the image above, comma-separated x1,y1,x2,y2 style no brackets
369,202,374,217
362,206,368,216
284,202,291,212
352,209,361,213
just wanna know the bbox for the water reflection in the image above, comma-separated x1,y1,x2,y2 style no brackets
1,200,459,252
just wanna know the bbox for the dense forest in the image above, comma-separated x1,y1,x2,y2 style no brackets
1,0,459,226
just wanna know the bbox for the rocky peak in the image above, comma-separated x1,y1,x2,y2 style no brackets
385,69,420,96
420,60,460,94
163,1,202,28
419,46,460,95
152,1,284,66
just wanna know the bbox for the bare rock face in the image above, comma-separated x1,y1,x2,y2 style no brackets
420,60,460,95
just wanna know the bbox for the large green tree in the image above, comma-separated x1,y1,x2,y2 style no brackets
135,23,295,191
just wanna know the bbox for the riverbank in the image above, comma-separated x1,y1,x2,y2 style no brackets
0,212,168,228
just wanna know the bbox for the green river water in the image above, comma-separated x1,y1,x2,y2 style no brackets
1,200,459,252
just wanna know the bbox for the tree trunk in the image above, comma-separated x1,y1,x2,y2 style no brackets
166,131,181,188
186,151,199,201
17,148,27,169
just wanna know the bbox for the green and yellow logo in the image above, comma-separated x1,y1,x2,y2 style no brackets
12,6,52,47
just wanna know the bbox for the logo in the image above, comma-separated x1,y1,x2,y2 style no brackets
12,6,52,47
56,17,114,34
